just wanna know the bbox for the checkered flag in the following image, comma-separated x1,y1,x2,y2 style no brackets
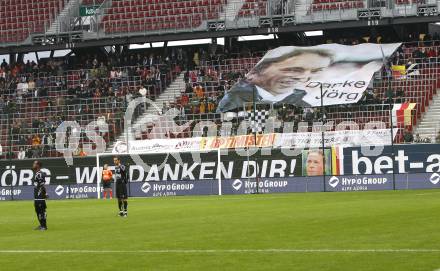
248,109,270,133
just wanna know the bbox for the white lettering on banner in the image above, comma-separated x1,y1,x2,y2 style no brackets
352,151,394,174
235,179,289,194
341,177,388,186
182,163,198,179
152,183,194,191
126,162,235,182
350,149,440,175
63,185,103,199
116,137,202,154
274,129,398,149
146,164,160,181
112,159,297,182
130,165,144,182
269,160,287,178
215,43,401,111
426,154,440,172
219,162,234,179
328,175,389,191
1,167,51,186
199,162,215,180
244,180,288,189
142,182,195,197
18,169,33,186
0,188,22,196
162,164,180,181
76,167,97,184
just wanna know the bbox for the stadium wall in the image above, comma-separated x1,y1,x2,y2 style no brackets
0,143,440,200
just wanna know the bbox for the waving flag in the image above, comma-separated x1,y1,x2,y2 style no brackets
392,103,416,126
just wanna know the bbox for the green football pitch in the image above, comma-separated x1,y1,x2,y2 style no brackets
1,190,440,271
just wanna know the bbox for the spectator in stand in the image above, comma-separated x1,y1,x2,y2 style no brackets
190,71,197,82
138,85,148,111
162,102,169,115
303,108,315,125
427,47,437,61
197,68,205,82
17,148,26,160
0,67,6,79
414,133,422,143
412,48,425,64
199,98,206,114
154,69,161,90
0,96,5,115
403,128,414,143
184,70,190,83
79,148,87,157
32,134,41,147
185,83,193,93
436,131,440,143
207,93,217,113
181,92,189,107
194,84,204,99
0,59,8,69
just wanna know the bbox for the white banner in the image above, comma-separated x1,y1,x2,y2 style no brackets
217,43,401,112
112,137,201,154
274,129,398,148
112,129,399,154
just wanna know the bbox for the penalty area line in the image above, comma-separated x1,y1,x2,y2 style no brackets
1,249,440,254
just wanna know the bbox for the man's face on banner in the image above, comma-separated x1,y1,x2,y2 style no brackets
251,52,331,96
306,151,324,176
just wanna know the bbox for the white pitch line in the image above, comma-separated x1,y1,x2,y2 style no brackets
0,249,440,254
129,196,295,202
416,192,440,196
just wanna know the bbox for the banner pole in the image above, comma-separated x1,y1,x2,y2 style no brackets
321,84,326,192
252,88,260,194
387,71,396,191
217,147,222,196
389,100,396,191
381,44,396,190
96,153,101,199
8,111,13,200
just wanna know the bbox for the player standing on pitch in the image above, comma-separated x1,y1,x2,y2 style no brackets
32,160,48,230
102,164,113,199
113,157,128,217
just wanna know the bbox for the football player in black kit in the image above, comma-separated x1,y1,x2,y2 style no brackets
113,157,128,217
32,160,48,230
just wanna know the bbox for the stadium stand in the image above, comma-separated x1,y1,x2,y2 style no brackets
82,0,106,5
237,0,268,17
1,35,440,158
0,0,67,43
311,0,364,11
101,0,227,33
0,53,180,158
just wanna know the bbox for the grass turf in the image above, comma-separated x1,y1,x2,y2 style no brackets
0,190,440,270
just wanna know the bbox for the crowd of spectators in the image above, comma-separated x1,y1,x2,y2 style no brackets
2,32,440,158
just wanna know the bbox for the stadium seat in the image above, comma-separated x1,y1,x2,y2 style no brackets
0,0,67,43
101,0,227,34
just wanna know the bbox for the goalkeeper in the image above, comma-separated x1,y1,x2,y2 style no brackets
102,164,113,199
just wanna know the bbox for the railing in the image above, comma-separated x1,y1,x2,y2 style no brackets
0,95,127,159
1,0,439,47
0,60,181,158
